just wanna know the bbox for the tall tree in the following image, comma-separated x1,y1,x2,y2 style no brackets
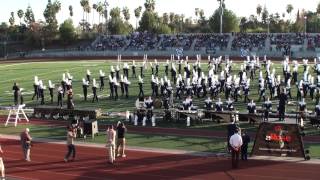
256,4,262,19
286,4,293,20
9,12,15,26
317,2,320,14
17,10,24,25
43,0,61,41
134,6,142,29
122,7,130,22
92,3,97,25
209,8,238,33
69,5,73,17
144,0,155,12
59,19,76,46
24,5,35,26
80,0,89,31
162,13,169,24
261,6,269,24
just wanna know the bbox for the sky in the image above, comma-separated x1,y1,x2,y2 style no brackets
0,0,319,27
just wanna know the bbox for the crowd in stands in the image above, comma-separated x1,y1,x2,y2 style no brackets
194,34,229,51
270,33,304,51
90,32,320,52
95,36,128,51
231,33,267,51
126,32,159,51
158,34,193,50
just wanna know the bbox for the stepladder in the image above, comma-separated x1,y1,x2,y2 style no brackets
5,104,29,127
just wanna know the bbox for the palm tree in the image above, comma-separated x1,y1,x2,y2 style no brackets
256,4,262,20
286,4,293,20
144,0,155,12
69,5,73,17
96,2,104,25
122,7,130,22
93,3,97,26
134,6,142,29
17,9,24,25
9,12,15,26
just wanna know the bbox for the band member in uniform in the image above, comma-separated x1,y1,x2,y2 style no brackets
86,69,91,83
278,89,288,121
182,96,193,110
12,82,20,105
67,89,74,109
38,80,46,105
132,60,137,78
48,80,55,103
113,76,119,100
204,96,213,110
116,65,120,80
215,98,223,112
99,70,105,91
144,96,154,124
138,75,144,97
123,63,129,78
155,59,159,76
92,78,99,103
165,60,169,76
120,75,125,97
124,76,130,98
313,102,320,127
243,79,250,103
109,75,114,99
82,78,89,101
140,61,145,78
258,78,266,102
225,98,234,111
247,100,256,125
32,76,39,101
263,98,272,121
57,85,64,108
298,98,307,125
110,66,115,78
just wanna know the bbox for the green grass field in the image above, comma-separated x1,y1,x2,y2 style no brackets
0,60,318,113
0,59,319,158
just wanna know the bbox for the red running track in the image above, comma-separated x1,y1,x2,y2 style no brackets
0,139,320,180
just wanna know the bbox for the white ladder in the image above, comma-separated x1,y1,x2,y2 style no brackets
5,104,29,127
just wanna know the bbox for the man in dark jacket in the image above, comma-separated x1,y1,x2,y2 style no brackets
241,130,250,161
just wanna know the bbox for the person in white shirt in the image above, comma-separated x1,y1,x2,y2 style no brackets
64,126,76,162
106,125,116,164
0,144,5,180
229,128,243,168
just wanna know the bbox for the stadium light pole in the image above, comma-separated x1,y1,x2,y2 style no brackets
304,16,307,35
218,0,225,34
104,0,109,35
267,18,270,34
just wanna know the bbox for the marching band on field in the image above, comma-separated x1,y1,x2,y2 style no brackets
13,55,320,127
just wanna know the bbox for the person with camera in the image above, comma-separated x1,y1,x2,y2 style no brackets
64,126,77,162
20,128,32,162
116,122,127,158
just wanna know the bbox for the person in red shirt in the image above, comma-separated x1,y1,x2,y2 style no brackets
20,128,32,162
0,144,5,180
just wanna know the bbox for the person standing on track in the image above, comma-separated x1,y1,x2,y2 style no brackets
20,128,32,162
229,128,243,169
116,122,127,158
64,126,77,162
0,144,5,180
106,125,116,164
